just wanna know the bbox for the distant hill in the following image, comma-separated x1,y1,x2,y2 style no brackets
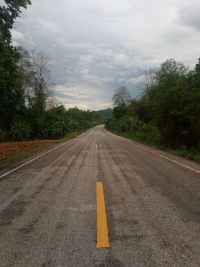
97,108,112,118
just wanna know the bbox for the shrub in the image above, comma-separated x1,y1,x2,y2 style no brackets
9,123,32,141
135,124,160,145
0,129,6,142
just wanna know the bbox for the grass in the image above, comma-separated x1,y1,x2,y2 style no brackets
107,128,200,163
0,151,34,166
54,131,84,143
167,148,200,162
0,131,84,166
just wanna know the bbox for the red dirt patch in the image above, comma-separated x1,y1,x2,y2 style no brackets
0,140,55,161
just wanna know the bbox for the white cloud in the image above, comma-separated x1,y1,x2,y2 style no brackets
11,30,25,41
54,84,112,110
34,18,61,35
127,75,146,86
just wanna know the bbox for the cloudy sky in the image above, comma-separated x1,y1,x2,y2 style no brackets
11,0,200,110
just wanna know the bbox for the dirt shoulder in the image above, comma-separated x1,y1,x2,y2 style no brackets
0,131,85,166
0,140,55,162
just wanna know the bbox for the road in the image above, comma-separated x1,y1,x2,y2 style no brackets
0,125,200,266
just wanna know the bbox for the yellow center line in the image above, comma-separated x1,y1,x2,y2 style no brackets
96,182,110,248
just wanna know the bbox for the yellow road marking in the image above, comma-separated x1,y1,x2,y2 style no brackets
96,182,110,248
96,144,99,149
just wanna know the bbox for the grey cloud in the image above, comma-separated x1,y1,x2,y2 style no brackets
178,5,200,31
55,92,79,100
11,0,200,110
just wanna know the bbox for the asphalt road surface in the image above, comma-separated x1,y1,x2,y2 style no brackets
1,125,200,267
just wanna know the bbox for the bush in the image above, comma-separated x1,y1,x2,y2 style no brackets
105,115,143,133
0,129,6,142
135,124,160,145
9,123,32,141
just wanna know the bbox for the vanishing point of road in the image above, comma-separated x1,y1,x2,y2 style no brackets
0,125,200,266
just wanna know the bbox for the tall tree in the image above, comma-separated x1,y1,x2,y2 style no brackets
112,86,131,107
30,51,51,115
0,0,31,129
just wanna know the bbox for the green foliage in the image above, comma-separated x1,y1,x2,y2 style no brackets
9,122,31,141
134,124,160,145
168,146,200,162
0,129,6,142
112,104,128,119
105,114,143,133
107,58,200,159
140,58,200,148
0,0,31,130
0,42,24,129
0,0,103,143
0,0,31,43
0,103,101,141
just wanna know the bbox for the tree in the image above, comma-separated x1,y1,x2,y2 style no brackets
138,58,200,147
156,58,188,90
0,0,31,129
16,46,34,107
144,69,157,89
17,47,32,88
16,48,53,113
112,86,131,107
106,57,200,150
0,0,31,42
159,58,188,75
30,51,51,115
112,105,127,119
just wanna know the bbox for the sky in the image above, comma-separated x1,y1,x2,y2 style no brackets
10,0,200,110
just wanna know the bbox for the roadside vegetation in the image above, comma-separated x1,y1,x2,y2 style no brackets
0,1,103,144
106,58,200,162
